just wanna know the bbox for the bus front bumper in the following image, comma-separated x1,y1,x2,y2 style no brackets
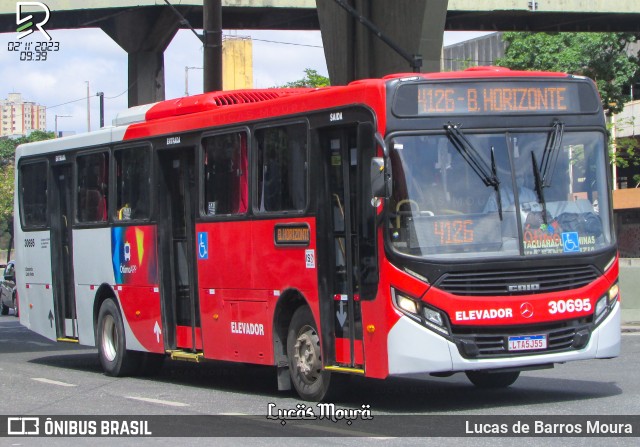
387,302,621,376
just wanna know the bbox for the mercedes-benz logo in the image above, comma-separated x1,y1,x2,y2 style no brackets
520,302,534,319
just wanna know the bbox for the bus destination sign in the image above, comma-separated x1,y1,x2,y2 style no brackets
274,223,311,247
394,81,597,116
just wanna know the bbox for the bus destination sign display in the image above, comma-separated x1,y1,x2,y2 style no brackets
394,81,596,116
274,223,311,246
418,83,578,115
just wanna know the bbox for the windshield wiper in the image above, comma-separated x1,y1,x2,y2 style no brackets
530,121,564,225
490,146,503,220
445,122,502,218
531,152,549,225
539,120,564,187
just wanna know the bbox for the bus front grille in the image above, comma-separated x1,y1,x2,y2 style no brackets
436,265,599,296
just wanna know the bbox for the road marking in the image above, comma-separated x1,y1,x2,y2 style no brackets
125,396,189,407
32,378,77,387
26,341,52,346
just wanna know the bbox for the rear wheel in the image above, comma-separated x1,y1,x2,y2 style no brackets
97,299,141,376
287,306,338,402
466,370,520,388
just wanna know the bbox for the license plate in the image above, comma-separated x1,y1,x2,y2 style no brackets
508,335,547,351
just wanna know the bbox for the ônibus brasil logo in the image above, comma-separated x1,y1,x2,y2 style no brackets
16,2,51,41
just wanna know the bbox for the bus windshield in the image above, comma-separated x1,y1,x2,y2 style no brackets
388,130,612,259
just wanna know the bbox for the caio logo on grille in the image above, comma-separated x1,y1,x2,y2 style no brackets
507,283,540,293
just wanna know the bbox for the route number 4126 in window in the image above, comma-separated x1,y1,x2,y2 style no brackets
548,298,591,314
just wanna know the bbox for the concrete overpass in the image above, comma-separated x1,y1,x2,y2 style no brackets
2,1,640,106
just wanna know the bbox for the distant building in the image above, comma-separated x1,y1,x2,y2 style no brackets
441,32,505,72
222,36,253,90
0,93,46,137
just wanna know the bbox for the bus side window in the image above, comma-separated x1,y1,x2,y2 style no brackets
114,147,151,222
20,162,48,227
255,123,307,213
76,152,109,223
202,132,248,216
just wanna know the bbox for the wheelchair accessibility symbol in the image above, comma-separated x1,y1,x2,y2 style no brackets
198,232,208,260
561,232,580,253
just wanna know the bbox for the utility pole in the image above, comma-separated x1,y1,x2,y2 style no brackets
163,0,222,92
203,0,223,92
96,92,104,128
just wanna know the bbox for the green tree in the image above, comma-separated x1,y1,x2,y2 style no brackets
280,68,330,88
496,32,639,114
0,130,55,261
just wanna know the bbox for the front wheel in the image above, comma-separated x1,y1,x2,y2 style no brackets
12,292,18,318
97,299,141,376
287,306,337,401
466,370,520,388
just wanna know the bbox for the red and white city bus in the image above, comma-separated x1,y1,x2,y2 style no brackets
14,67,620,401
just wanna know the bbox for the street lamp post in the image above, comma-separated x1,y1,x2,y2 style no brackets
54,114,71,138
185,66,203,96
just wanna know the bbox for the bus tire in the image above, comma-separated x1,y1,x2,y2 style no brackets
466,370,520,388
287,306,336,402
1,302,8,315
97,299,141,376
13,291,18,318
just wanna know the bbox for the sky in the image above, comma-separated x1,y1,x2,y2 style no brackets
0,25,491,135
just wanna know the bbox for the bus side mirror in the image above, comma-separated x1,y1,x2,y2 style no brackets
370,157,386,199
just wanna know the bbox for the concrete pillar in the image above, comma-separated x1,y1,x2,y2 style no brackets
317,0,449,85
100,7,182,107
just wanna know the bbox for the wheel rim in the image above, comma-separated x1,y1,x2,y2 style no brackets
293,324,322,384
101,314,118,362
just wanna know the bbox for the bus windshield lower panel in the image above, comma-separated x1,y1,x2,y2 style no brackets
388,131,612,260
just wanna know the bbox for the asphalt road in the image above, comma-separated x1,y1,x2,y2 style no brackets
1,313,639,446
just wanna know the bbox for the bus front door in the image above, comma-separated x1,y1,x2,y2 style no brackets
320,126,365,370
157,149,202,355
50,163,78,341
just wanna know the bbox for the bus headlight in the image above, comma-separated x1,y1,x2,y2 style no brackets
391,289,420,321
595,282,619,325
391,288,450,335
397,294,419,315
422,306,449,335
594,296,607,322
608,283,619,303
